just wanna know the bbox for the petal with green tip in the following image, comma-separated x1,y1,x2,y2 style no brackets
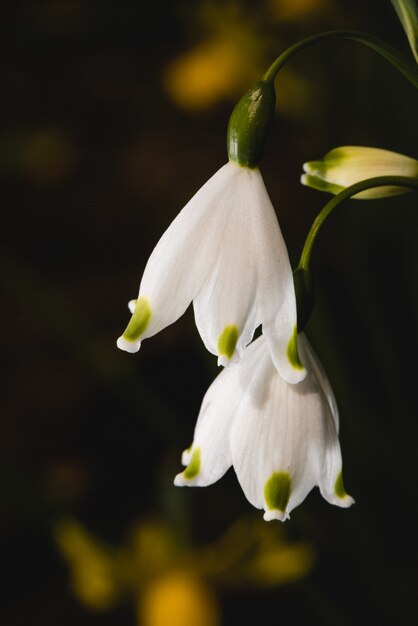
116,297,152,352
228,335,353,520
174,358,242,488
264,472,291,513
217,325,239,362
183,448,201,480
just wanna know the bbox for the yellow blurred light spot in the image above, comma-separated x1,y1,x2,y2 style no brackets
140,571,219,626
131,521,178,580
243,544,315,586
163,4,282,112
54,521,119,611
267,0,332,21
163,39,243,110
54,514,314,619
195,516,314,587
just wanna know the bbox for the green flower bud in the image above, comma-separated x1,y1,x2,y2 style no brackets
301,146,418,199
227,80,276,168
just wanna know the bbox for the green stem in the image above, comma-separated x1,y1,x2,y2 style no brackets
262,30,418,88
298,176,418,271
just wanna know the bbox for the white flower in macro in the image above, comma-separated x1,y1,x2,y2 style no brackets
174,334,354,521
117,160,306,384
301,146,418,199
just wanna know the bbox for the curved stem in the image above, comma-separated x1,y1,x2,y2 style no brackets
298,176,418,271
262,30,418,88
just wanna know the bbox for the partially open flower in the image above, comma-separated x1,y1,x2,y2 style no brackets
301,146,418,199
117,160,305,384
175,334,353,521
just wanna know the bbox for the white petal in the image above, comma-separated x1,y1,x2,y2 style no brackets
318,405,354,508
298,333,339,432
228,339,278,511
244,171,305,383
117,162,241,352
193,167,260,366
229,335,345,520
174,361,241,487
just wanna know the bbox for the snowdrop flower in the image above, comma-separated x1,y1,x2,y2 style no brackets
174,334,353,521
117,81,306,384
301,146,418,199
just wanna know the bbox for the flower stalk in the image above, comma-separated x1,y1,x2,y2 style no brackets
262,29,418,87
298,175,418,273
293,176,418,331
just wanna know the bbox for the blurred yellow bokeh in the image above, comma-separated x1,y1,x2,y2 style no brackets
164,38,248,110
54,521,120,610
140,571,219,626
266,0,333,22
54,515,314,623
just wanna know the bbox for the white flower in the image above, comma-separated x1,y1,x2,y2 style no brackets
117,160,306,384
301,146,418,199
174,334,354,521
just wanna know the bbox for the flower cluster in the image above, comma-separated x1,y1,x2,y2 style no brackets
116,153,352,518
117,59,416,519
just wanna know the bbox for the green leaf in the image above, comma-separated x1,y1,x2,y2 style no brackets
392,0,418,63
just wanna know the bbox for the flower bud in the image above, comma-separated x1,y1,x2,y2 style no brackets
301,146,418,199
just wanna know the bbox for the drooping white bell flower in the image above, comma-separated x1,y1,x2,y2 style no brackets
117,80,306,384
117,162,304,383
301,146,418,199
174,334,353,521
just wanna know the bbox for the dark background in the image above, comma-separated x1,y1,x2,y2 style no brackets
1,1,417,625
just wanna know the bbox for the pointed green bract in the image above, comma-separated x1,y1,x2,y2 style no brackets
287,325,304,370
122,296,152,342
227,80,276,168
217,325,239,360
301,173,345,196
306,148,347,175
264,472,291,512
334,470,348,498
183,448,201,480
